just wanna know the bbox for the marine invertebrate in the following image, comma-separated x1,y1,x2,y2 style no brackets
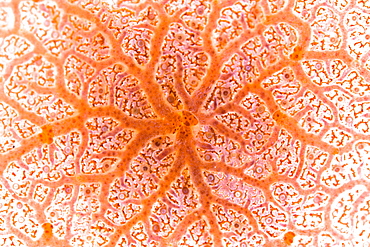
0,0,370,246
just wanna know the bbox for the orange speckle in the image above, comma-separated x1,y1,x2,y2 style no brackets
41,222,54,241
272,110,285,123
4,1,370,246
181,110,198,126
283,231,296,245
290,46,304,61
39,124,54,144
